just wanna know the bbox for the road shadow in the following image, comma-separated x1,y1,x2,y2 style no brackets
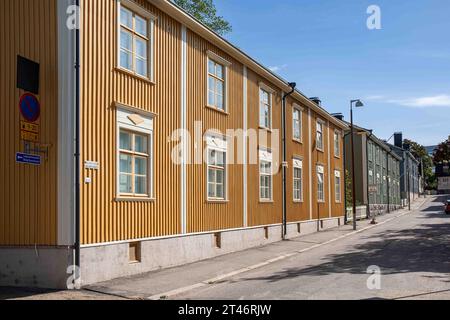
242,197,450,283
0,287,59,300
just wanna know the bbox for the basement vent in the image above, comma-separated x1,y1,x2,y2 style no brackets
264,227,269,240
129,242,141,263
297,223,301,234
320,220,324,229
214,233,222,249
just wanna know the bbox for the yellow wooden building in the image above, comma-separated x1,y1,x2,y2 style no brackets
0,0,347,288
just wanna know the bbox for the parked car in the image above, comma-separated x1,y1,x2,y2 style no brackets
445,200,450,214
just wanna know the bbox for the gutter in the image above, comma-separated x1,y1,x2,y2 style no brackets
149,0,348,130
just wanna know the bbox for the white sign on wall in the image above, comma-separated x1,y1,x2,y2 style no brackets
438,177,450,191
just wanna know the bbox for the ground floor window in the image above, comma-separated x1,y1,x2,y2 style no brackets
207,148,226,200
335,170,341,203
259,149,273,201
317,165,325,202
293,159,303,202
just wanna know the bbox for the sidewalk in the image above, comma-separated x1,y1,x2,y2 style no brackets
84,197,429,300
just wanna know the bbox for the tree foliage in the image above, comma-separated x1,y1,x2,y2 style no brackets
173,0,232,36
404,138,435,190
433,136,450,164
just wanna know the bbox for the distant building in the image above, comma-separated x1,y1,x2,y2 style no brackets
386,133,421,205
339,119,402,219
435,163,450,194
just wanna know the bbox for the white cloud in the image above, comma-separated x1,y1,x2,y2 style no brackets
268,64,288,73
364,95,385,101
387,95,450,108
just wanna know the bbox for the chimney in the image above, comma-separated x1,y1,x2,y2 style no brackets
394,132,403,148
310,97,321,106
332,113,344,121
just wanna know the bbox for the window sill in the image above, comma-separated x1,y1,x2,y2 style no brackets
207,199,229,204
115,67,155,85
259,200,274,204
205,105,229,115
334,155,341,159
316,148,324,153
293,138,303,145
293,200,304,204
115,197,156,203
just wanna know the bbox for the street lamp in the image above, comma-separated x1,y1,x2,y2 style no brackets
350,99,364,230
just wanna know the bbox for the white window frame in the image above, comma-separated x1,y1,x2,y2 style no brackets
117,0,156,81
205,134,228,201
317,165,325,203
259,83,274,130
116,106,154,200
316,120,324,151
334,130,341,158
293,158,303,202
292,105,303,143
259,149,273,202
206,51,231,112
334,170,342,203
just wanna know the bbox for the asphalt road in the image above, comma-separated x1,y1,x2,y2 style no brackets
175,195,450,300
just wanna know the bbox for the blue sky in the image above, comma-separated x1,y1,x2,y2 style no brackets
214,0,450,146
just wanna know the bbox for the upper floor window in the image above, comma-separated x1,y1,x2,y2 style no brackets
334,131,340,157
259,88,272,129
207,59,225,111
119,4,153,79
293,107,302,142
316,121,324,151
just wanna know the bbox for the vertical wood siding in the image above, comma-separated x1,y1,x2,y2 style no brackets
80,0,181,244
0,0,58,246
185,30,244,233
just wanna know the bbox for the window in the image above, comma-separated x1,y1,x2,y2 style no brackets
334,131,340,157
119,4,152,78
293,107,302,141
335,170,341,203
207,149,226,200
207,59,225,111
293,159,303,202
259,88,272,129
259,149,273,201
317,165,325,202
316,121,323,151
119,130,151,197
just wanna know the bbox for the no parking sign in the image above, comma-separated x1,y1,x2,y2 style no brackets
19,93,40,123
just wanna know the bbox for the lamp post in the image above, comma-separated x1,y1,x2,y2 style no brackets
350,99,364,230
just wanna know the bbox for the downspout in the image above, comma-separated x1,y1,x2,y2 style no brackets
343,133,348,224
282,83,296,240
386,152,390,213
74,0,81,281
366,132,373,220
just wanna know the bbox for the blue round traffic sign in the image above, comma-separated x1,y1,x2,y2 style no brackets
19,93,40,122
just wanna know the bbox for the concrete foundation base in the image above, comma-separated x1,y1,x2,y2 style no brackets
0,247,73,289
80,217,345,286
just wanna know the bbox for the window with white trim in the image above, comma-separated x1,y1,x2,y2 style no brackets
207,58,225,111
117,107,153,199
316,121,324,151
259,149,273,201
119,4,152,78
293,159,303,202
334,131,340,157
207,149,226,200
293,107,302,141
259,88,272,129
119,130,151,197
317,165,325,202
335,170,341,203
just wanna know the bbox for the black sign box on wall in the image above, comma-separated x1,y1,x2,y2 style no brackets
17,55,40,95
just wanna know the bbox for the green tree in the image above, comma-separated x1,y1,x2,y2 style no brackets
433,136,450,164
173,0,232,36
404,138,435,190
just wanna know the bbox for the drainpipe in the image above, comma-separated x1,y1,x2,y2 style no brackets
74,0,81,284
282,82,296,240
386,152,390,213
365,132,373,222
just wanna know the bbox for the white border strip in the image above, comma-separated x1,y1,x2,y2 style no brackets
243,66,248,227
181,25,187,234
